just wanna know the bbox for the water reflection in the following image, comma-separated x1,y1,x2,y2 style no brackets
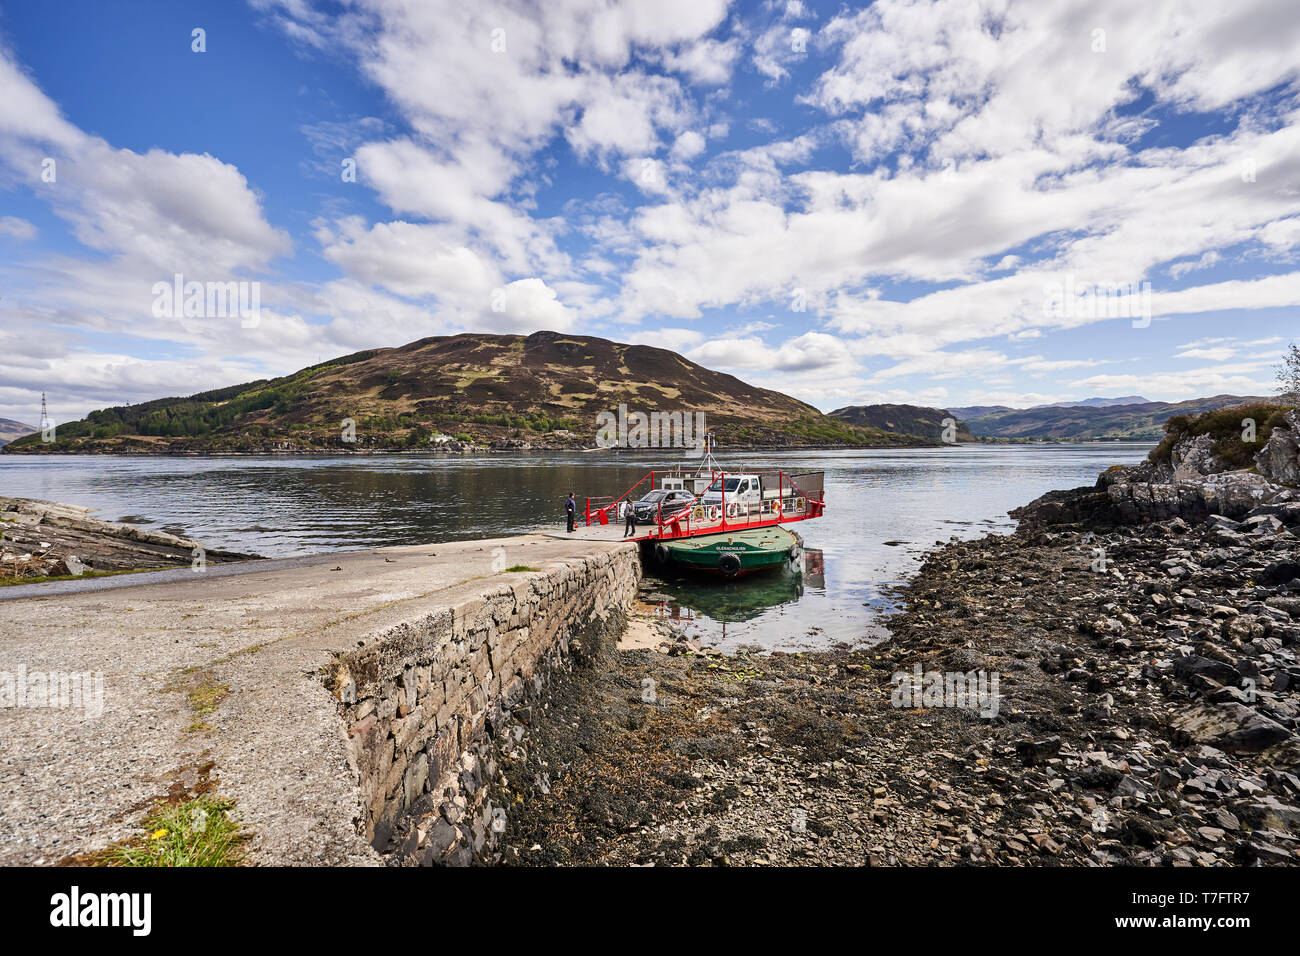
644,561,806,624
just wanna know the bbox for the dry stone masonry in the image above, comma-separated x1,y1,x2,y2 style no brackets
329,546,640,865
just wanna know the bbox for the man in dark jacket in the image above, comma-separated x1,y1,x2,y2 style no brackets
566,493,576,533
624,499,637,537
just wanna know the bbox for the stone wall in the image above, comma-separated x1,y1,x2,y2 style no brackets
327,545,640,864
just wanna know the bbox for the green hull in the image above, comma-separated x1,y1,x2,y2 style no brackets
658,527,800,577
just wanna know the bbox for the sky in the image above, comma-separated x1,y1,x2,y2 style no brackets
0,0,1298,427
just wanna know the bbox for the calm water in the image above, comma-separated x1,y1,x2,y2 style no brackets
0,445,1150,651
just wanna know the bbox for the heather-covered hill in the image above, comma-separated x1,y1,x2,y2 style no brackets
6,331,932,453
829,403,974,442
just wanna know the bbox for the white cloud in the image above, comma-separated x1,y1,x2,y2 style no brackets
319,217,499,300
1069,362,1277,400
6,0,1300,421
625,327,704,352
0,216,36,240
670,130,707,161
659,38,742,86
688,331,854,374
1169,250,1221,278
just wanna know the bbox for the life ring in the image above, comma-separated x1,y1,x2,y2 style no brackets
726,502,738,518
718,553,742,576
772,499,782,516
655,543,670,564
795,497,806,512
707,505,720,521
692,506,705,522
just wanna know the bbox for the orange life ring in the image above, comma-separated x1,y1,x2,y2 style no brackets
773,499,782,516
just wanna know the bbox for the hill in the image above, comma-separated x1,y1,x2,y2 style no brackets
4,332,932,454
947,405,1012,419
1032,395,1149,409
828,403,975,442
962,394,1270,441
0,419,37,448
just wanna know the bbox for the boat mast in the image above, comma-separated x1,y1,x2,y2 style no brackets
698,431,721,474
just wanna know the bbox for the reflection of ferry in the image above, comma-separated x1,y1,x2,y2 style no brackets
648,563,806,623
582,436,825,577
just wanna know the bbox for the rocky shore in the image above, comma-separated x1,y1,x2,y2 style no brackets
0,496,254,581
497,412,1300,866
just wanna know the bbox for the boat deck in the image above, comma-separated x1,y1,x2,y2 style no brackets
545,509,821,544
541,523,661,542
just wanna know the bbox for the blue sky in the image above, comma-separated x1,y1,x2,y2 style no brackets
0,0,1298,426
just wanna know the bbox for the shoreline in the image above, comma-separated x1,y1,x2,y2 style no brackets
2,441,950,457
497,476,1300,866
6,455,1296,866
0,438,1152,459
0,496,256,584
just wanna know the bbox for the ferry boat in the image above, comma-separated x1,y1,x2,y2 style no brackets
653,525,803,577
581,436,824,577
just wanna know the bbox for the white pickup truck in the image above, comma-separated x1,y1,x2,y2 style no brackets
700,473,764,508
697,473,786,519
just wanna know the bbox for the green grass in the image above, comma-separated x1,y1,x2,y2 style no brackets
502,565,540,573
188,679,230,717
101,795,245,867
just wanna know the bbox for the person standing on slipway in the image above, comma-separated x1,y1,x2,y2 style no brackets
565,493,576,533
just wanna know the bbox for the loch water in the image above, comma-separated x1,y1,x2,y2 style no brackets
0,443,1151,650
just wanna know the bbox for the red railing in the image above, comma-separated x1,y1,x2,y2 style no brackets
585,468,825,539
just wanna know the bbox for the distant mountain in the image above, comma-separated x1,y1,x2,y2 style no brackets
963,394,1270,441
947,405,1012,419
4,332,934,454
1032,396,1150,409
948,396,1151,418
829,403,975,442
0,419,37,448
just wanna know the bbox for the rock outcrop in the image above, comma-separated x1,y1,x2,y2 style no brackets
1105,471,1291,524
1014,446,1298,530
0,496,254,579
1258,409,1300,488
1171,433,1227,480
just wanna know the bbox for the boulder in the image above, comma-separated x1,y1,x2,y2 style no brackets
1171,434,1228,479
1172,654,1240,686
1009,487,1118,529
1014,736,1062,765
1256,409,1300,488
1170,703,1292,754
1244,501,1300,527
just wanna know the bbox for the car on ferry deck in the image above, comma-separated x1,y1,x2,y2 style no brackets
630,488,696,524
